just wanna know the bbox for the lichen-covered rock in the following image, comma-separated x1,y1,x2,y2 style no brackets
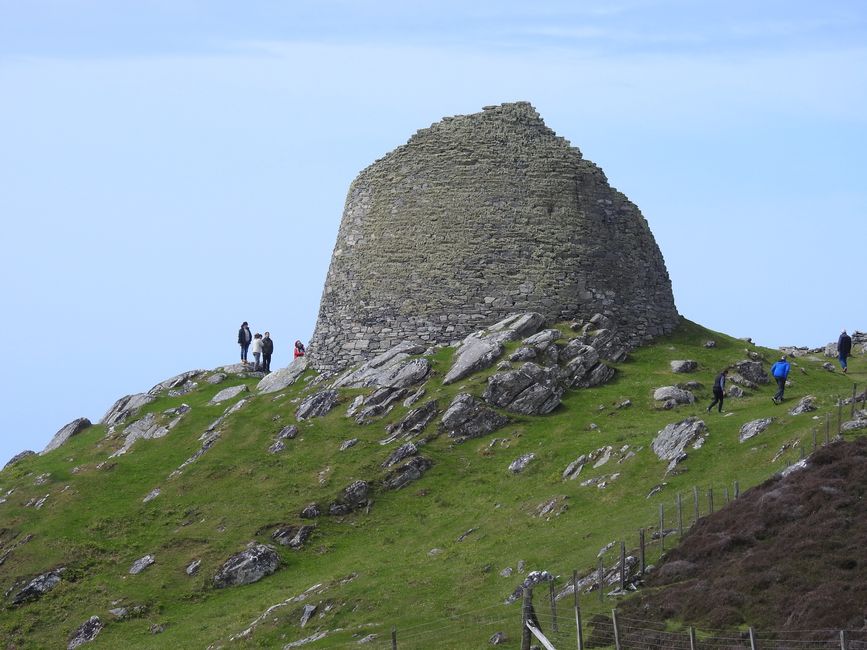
739,418,773,443
381,442,418,468
653,386,695,405
382,456,433,490
508,453,536,474
300,503,321,519
339,438,359,451
10,568,63,605
382,400,439,443
272,525,315,550
841,418,867,433
213,544,280,588
332,342,426,388
790,395,818,415
443,331,511,385
4,449,36,469
328,480,370,516
353,387,406,424
670,360,698,373
295,390,339,421
68,616,103,649
148,369,205,395
129,554,155,575
441,393,509,441
734,360,769,385
652,417,707,471
42,418,92,455
209,384,249,405
484,363,563,415
101,393,155,427
256,357,308,394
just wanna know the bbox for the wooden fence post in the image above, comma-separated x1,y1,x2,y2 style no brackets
838,398,844,437
748,626,757,650
734,480,740,499
688,626,697,650
619,541,626,592
840,629,849,650
852,384,858,419
708,487,714,514
813,427,818,450
723,486,729,504
693,485,700,523
391,625,397,650
639,528,646,576
550,580,558,633
611,609,622,650
826,412,831,445
677,493,684,537
659,503,665,551
573,570,584,650
598,557,604,603
521,587,532,650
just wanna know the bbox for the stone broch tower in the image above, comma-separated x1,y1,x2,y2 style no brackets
310,102,678,370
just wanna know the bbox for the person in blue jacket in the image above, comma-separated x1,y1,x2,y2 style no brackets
838,329,852,373
770,354,791,404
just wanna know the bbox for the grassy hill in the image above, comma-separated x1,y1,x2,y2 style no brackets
0,319,863,649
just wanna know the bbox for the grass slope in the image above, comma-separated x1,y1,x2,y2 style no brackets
0,319,863,649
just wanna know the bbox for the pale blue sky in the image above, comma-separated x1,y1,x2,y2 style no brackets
1,1,865,464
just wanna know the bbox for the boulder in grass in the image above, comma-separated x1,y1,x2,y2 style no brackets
670,360,698,374
789,395,818,415
652,417,707,472
209,384,249,405
10,569,64,605
41,418,92,455
256,358,308,394
68,616,104,649
739,418,773,443
328,480,371,516
382,456,433,490
295,390,339,421
484,363,563,415
213,544,280,588
441,393,509,442
653,386,695,406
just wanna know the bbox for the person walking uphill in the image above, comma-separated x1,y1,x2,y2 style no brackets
251,333,264,371
262,332,274,373
238,322,252,365
706,369,728,413
771,354,791,404
838,329,853,373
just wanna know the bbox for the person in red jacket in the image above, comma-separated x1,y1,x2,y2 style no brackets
294,340,306,359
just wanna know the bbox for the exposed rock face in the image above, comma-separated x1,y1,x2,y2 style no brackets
508,453,536,474
735,360,769,385
382,400,439,443
441,393,509,441
332,342,426,388
652,418,708,472
740,418,774,443
484,363,564,415
382,456,433,490
101,393,155,427
256,358,308,394
653,386,695,407
790,395,818,415
10,569,63,605
309,102,678,371
4,449,36,469
42,418,92,455
670,360,698,373
272,525,315,550
328,480,370,515
129,554,155,575
213,544,280,588
209,384,249,405
68,616,103,649
295,390,339,421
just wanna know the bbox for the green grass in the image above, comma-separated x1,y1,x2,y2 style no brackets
0,319,863,648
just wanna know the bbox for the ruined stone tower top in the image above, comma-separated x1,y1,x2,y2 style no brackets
309,102,678,370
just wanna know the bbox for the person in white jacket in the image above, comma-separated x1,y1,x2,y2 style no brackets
251,333,264,371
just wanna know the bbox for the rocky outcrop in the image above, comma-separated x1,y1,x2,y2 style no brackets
484,363,563,415
256,358,308,394
739,418,773,443
129,554,155,575
101,393,155,428
68,616,103,649
382,456,433,490
670,360,698,373
272,525,315,550
790,396,818,415
295,390,339,421
381,401,439,443
328,480,371,516
10,568,64,605
508,453,536,474
332,342,426,388
734,360,769,385
653,386,695,408
353,387,406,424
4,449,36,469
441,393,509,441
381,442,418,468
41,418,92,455
213,544,280,588
209,384,249,405
652,418,708,472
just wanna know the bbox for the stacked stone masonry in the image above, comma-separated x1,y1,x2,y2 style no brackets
310,102,678,371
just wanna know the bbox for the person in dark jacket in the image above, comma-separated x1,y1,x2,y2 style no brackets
770,354,791,404
838,329,852,373
262,332,274,373
238,322,252,364
706,369,728,413
294,340,306,359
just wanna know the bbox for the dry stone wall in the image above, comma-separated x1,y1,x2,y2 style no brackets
310,102,678,371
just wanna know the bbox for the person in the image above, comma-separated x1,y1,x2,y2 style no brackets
294,340,306,359
706,369,728,413
838,329,852,373
238,322,252,365
770,354,791,404
251,333,264,371
262,332,274,372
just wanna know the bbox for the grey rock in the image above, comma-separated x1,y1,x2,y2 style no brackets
508,453,536,474
382,442,419,468
358,634,379,644
500,567,513,577
42,418,92,455
339,438,359,451
382,400,439,443
441,393,509,441
129,554,155,575
561,343,599,376
205,372,227,384
739,418,774,443
108,607,128,619
728,372,758,390
704,340,716,348
521,328,562,349
300,503,321,519
506,569,554,604
841,418,867,433
185,560,201,576
209,384,249,405
111,406,188,457
328,480,371,515
354,387,406,424
652,386,695,405
374,357,431,389
300,603,317,627
345,395,365,417
490,631,508,645
509,346,537,362
68,616,103,649
382,456,433,490
272,525,315,550
148,369,205,395
652,418,707,471
790,395,818,415
277,425,298,440
256,358,309,394
402,386,427,408
728,385,745,398
213,544,280,588
484,363,563,415
4,450,36,469
332,342,426,388
11,569,63,605
670,360,698,373
101,392,155,427
295,390,339,420
822,362,836,372
268,440,287,454
734,360,769,385
142,488,160,503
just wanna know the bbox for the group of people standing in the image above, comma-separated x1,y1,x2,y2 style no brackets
707,328,855,413
237,322,306,373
